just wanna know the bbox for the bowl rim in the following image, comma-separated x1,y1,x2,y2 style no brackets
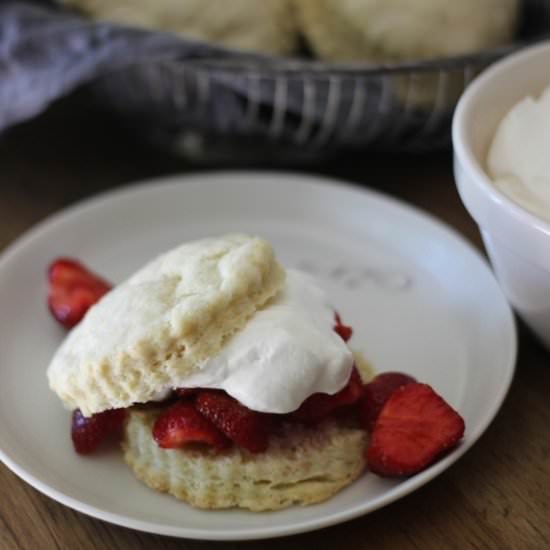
452,39,550,239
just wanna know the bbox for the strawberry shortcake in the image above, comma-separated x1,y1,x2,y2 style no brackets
46,234,464,511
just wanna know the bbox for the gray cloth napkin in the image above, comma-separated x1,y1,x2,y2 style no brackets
0,1,243,132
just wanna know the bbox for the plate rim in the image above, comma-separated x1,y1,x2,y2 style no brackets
0,171,517,540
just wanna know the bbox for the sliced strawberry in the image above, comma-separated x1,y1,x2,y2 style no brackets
334,312,353,342
174,388,199,399
358,372,417,432
71,408,126,455
153,401,230,450
367,383,465,477
195,391,272,453
48,258,112,329
289,366,364,425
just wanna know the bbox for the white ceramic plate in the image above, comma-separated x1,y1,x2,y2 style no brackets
0,172,516,540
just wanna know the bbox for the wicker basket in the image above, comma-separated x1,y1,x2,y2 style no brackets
3,0,550,160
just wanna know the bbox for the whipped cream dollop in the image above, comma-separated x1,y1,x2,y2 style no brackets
487,85,550,222
173,269,354,413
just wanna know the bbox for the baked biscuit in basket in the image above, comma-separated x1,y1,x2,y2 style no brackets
296,0,519,63
47,234,285,416
59,0,299,55
296,0,520,108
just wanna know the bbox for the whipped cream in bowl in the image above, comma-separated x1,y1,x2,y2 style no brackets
487,85,550,223
169,269,354,413
453,41,550,349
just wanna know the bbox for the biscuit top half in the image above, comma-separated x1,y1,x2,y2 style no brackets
47,234,285,416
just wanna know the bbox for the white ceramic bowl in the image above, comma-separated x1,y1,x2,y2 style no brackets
453,41,550,349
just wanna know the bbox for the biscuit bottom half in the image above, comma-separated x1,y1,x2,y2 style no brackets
123,410,368,511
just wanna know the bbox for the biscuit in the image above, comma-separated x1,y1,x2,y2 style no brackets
296,0,520,109
123,410,368,511
59,0,299,56
296,0,519,63
122,352,373,510
47,235,285,416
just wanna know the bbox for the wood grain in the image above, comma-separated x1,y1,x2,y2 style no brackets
1,92,549,550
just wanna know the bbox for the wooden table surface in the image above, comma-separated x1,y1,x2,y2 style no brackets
1,93,549,550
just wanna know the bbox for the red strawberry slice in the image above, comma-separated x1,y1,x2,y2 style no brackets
367,383,465,477
290,366,364,425
358,372,417,432
153,401,230,450
334,312,353,342
195,391,272,453
71,408,126,455
174,388,199,399
48,258,111,329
